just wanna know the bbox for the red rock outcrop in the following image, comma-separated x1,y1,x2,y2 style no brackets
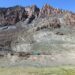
0,4,75,26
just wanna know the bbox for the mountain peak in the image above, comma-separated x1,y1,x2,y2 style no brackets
43,4,53,9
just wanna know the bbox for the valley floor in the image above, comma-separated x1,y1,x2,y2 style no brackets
0,66,75,75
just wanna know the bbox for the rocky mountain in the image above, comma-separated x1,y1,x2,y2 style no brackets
0,4,75,26
0,4,75,56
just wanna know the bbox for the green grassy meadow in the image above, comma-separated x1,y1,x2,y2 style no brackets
0,66,75,75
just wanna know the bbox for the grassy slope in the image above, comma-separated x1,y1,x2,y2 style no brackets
0,66,75,75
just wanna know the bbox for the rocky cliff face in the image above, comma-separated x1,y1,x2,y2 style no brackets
0,4,74,26
0,5,39,25
0,4,75,56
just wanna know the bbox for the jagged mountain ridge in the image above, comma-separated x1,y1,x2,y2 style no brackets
0,4,75,26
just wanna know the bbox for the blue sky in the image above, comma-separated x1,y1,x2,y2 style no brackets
0,0,75,12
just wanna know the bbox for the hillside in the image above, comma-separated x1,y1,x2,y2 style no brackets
0,4,75,67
